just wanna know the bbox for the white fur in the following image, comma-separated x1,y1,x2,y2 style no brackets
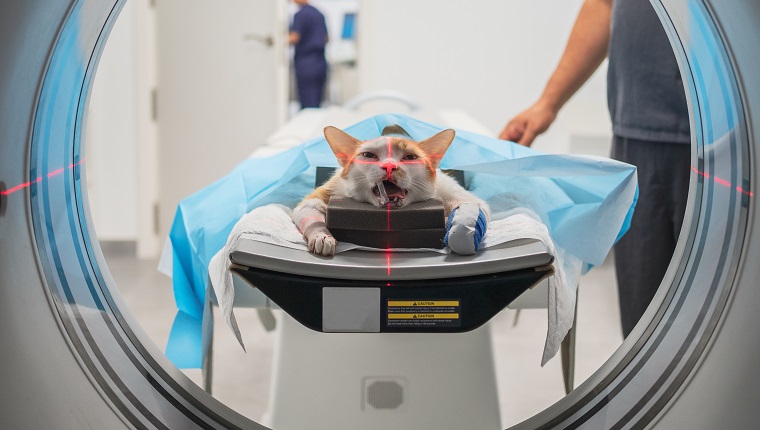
291,198,336,255
433,173,491,221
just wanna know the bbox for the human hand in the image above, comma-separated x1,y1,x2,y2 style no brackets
499,101,557,147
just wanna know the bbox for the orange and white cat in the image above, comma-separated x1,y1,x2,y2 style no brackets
292,125,490,256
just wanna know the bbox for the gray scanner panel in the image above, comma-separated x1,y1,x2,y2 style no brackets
323,287,381,332
229,238,553,281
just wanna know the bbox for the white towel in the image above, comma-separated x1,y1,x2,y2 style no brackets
208,203,580,365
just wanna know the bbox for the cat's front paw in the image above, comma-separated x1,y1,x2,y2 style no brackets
308,232,337,256
445,203,488,255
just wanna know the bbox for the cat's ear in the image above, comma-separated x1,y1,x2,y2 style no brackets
324,126,362,167
418,129,455,169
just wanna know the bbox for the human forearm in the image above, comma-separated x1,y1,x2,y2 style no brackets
499,0,613,145
539,0,612,114
289,31,300,45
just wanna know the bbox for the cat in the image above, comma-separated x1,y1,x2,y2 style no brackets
291,125,490,256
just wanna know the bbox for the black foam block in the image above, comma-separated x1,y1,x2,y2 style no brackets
329,228,445,249
326,197,444,231
325,197,446,248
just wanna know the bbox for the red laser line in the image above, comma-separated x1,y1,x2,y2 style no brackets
298,215,323,231
387,202,391,231
714,177,730,187
386,198,392,276
352,159,381,165
2,159,87,197
691,165,710,178
47,168,64,178
737,186,754,197
689,165,752,197
1,177,42,196
1,181,33,196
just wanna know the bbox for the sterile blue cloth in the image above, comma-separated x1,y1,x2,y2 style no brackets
164,113,638,368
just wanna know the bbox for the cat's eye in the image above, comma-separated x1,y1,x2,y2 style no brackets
360,152,378,158
402,154,419,160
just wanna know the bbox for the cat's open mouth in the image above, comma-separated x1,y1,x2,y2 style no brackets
374,180,408,206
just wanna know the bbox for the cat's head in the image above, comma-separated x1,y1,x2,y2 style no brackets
324,125,455,208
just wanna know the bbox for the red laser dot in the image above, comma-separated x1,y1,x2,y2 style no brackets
382,162,397,179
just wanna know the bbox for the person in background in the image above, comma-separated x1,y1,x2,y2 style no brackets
500,0,691,338
289,0,329,109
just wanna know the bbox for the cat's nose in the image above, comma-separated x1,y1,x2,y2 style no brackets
381,162,398,179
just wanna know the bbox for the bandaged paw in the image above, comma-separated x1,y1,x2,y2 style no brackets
308,230,336,256
444,203,488,255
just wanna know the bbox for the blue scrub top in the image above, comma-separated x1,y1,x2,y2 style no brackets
291,4,328,62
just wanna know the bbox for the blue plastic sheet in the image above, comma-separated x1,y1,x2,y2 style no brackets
165,113,637,368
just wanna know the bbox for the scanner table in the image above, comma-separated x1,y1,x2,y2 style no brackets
228,237,554,334
222,237,574,430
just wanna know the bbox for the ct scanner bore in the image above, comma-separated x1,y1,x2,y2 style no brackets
1,0,758,428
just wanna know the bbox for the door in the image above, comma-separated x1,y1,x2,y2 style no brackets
155,0,287,241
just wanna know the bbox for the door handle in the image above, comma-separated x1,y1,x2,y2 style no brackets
244,33,274,47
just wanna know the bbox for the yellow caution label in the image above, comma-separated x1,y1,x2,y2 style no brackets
386,298,462,328
387,300,460,307
388,313,460,320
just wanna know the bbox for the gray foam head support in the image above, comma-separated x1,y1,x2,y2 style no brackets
326,197,445,232
381,124,412,138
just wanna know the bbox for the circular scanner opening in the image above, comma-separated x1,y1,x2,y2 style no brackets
89,3,628,426
25,0,753,429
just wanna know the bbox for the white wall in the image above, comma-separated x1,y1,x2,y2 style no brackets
356,0,612,154
86,1,139,241
85,0,159,257
85,0,614,248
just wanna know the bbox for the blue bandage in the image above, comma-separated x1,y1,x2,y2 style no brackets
444,204,488,255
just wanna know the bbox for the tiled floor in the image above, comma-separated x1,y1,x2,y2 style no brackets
104,242,622,429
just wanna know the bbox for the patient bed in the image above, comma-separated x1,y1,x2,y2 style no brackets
161,100,637,423
226,236,564,430
229,238,553,334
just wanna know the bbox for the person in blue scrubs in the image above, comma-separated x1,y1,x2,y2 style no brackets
289,0,329,109
500,0,690,339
